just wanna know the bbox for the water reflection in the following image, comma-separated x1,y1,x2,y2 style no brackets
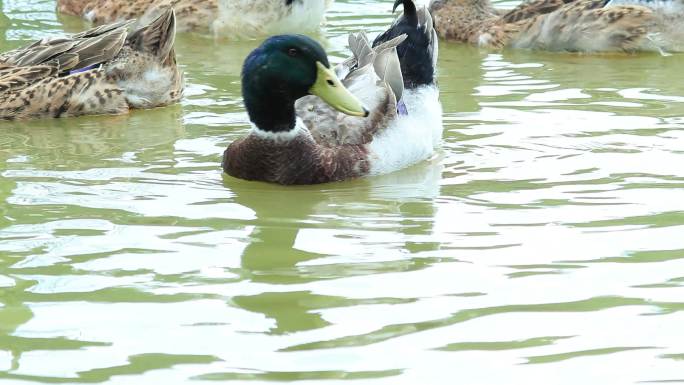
224,159,442,339
2,107,184,165
0,278,33,372
227,155,442,271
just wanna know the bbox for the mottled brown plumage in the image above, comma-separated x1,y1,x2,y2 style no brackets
429,0,683,52
501,0,577,23
57,0,333,37
429,0,517,48
58,0,217,33
0,9,183,120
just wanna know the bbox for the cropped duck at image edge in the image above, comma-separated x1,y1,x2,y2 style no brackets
0,9,183,120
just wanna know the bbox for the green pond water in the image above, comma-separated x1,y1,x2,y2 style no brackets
2,0,684,383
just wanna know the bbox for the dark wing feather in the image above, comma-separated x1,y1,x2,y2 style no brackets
373,0,436,88
126,8,176,59
0,20,130,74
65,28,129,70
71,20,134,39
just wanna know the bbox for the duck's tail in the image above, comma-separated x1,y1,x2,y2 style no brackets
126,8,176,62
345,32,406,103
372,0,438,88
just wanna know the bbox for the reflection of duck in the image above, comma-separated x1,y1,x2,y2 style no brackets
57,0,334,38
430,0,684,52
0,104,185,168
0,279,34,372
225,133,444,273
0,9,182,120
225,149,443,337
0,9,9,40
223,0,442,185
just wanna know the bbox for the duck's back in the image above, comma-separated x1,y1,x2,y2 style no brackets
507,0,653,51
58,0,155,24
1,10,183,120
0,22,131,120
508,0,684,52
58,0,217,33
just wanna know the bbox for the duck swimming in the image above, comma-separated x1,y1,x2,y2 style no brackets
0,9,182,120
222,0,442,185
429,0,684,52
57,0,334,38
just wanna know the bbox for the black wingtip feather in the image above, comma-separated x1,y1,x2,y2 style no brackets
373,0,435,89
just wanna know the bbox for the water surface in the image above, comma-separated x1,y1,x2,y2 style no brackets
1,0,684,384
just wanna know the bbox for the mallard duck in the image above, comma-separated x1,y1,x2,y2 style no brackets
222,0,442,185
57,0,334,38
429,0,684,52
0,9,182,120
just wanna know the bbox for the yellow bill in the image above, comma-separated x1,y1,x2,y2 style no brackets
309,62,369,117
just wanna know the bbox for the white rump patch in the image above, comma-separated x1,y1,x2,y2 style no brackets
366,85,443,176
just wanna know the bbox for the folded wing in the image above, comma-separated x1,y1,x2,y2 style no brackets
295,32,406,147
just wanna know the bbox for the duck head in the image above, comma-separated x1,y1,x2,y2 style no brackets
242,34,368,133
104,9,184,109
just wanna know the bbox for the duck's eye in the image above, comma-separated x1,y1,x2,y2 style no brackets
326,79,335,86
287,48,298,57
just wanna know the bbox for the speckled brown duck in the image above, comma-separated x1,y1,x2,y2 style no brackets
429,0,684,52
57,0,334,38
222,0,443,185
0,8,183,120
